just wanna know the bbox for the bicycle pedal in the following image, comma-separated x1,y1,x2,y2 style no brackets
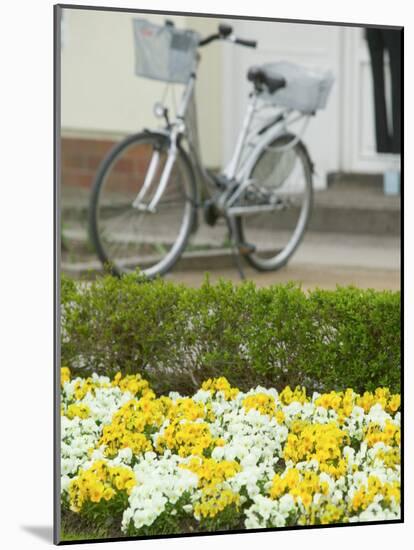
237,242,256,255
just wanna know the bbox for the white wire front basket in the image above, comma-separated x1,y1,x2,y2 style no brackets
258,61,335,113
133,19,200,84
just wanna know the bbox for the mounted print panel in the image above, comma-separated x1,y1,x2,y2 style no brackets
55,3,402,544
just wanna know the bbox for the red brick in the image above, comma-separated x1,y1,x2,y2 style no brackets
113,157,134,174
61,137,155,190
62,153,88,170
62,169,94,189
87,155,105,170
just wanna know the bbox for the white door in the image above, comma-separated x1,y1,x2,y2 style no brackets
221,18,342,189
221,20,400,185
341,27,400,173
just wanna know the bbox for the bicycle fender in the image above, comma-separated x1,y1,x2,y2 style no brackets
237,128,314,182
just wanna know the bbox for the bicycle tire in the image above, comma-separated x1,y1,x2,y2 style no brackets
88,131,197,278
234,133,313,271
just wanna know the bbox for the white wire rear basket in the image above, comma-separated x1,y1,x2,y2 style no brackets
258,61,334,113
133,19,200,84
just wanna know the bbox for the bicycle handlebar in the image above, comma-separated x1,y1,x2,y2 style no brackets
198,24,257,48
198,33,220,46
233,37,257,48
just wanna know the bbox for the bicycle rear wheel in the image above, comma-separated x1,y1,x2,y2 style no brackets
234,133,313,271
89,132,196,278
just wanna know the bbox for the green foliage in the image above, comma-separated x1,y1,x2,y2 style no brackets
197,502,244,532
61,272,400,394
61,508,122,541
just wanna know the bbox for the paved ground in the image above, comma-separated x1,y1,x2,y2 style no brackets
165,263,400,291
166,229,400,291
61,183,401,291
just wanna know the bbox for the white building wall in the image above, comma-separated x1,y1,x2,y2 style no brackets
61,9,400,177
60,8,222,167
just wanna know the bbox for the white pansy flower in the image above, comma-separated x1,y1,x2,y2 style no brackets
192,389,211,404
279,493,295,513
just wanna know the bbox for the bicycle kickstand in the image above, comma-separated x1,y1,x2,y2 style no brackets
225,215,246,281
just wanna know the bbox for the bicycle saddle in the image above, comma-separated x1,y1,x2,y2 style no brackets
247,65,286,93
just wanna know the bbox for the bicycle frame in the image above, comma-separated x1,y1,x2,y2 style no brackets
223,102,312,212
136,64,312,216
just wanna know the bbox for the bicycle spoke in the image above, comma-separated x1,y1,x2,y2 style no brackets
91,134,195,276
100,207,137,239
236,136,312,270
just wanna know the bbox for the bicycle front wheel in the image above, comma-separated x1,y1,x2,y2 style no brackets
89,132,197,278
235,133,313,271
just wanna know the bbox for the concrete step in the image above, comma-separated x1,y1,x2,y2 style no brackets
61,179,401,237
61,230,400,279
311,179,400,236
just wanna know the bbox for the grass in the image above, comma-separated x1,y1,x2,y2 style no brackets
60,509,123,541
59,507,240,541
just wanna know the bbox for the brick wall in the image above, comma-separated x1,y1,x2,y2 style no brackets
61,137,116,189
61,137,153,192
61,136,193,209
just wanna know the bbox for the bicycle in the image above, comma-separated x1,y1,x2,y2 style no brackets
88,19,334,279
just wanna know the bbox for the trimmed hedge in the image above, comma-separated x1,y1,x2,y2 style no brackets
61,273,401,395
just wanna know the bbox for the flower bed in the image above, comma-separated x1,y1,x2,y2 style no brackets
60,368,401,538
